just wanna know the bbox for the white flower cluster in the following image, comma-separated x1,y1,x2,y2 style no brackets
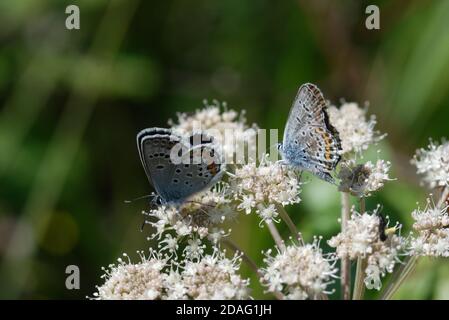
410,198,449,257
261,238,338,300
328,210,405,290
328,102,385,156
230,156,301,222
338,159,393,197
93,249,250,300
411,140,449,189
92,251,168,300
170,100,257,162
142,108,302,273
143,185,234,246
181,249,250,299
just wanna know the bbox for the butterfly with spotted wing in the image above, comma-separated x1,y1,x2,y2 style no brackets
137,128,224,205
279,83,342,184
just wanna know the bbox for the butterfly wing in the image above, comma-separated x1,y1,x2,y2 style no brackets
137,128,181,198
282,83,341,183
137,128,223,203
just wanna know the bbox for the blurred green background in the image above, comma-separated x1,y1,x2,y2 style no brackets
1,0,449,299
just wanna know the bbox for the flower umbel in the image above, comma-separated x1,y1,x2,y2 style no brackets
328,208,405,290
410,197,449,257
169,101,257,162
181,249,250,300
93,250,167,300
230,155,301,220
261,238,338,299
411,139,449,189
328,102,385,156
143,184,234,242
93,248,250,300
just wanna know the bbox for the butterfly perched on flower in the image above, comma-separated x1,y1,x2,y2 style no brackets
278,83,342,184
137,128,224,205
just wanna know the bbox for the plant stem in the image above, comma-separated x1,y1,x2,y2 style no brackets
352,257,366,300
221,238,260,275
380,255,419,300
340,192,351,300
266,220,286,252
359,197,366,213
437,186,449,208
352,197,366,300
221,238,284,300
277,204,303,244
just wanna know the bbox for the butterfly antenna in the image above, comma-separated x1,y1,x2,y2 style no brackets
124,194,155,204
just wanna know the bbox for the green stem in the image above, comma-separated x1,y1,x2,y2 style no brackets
381,186,448,300
359,197,366,213
266,220,286,252
352,197,367,300
277,205,303,244
340,192,351,300
380,255,419,300
352,257,366,300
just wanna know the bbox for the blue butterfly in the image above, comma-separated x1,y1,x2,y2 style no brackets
278,83,341,184
137,128,224,205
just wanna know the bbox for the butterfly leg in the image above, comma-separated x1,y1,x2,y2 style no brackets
276,159,288,166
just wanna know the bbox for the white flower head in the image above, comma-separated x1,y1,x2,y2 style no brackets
92,250,167,300
261,237,338,299
207,227,230,244
181,249,250,300
328,102,386,156
411,139,449,188
231,155,301,218
163,269,187,300
169,100,257,162
410,197,449,257
158,234,179,255
238,194,256,214
256,203,279,224
338,159,393,197
183,238,206,261
328,208,405,290
143,184,235,243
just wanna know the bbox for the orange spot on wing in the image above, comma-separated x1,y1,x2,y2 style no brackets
322,132,333,161
207,163,218,175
